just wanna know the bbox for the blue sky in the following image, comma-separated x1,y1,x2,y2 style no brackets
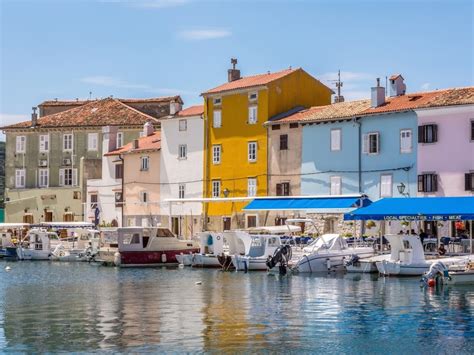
1,0,473,140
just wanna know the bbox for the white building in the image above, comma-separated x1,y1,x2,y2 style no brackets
86,126,124,227
159,105,204,237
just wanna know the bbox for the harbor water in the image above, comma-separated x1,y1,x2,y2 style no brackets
0,262,473,353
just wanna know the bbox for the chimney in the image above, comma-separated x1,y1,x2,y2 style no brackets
227,58,241,82
143,121,154,137
31,107,38,127
133,139,139,149
169,100,177,115
371,78,385,108
389,74,406,97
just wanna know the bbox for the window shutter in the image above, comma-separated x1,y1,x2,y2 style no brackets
59,169,65,186
276,184,282,196
432,174,438,192
362,134,369,154
432,124,438,142
375,132,380,153
418,126,424,143
465,173,472,191
417,175,424,192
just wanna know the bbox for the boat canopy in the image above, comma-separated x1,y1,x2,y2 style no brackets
344,197,474,221
243,195,371,213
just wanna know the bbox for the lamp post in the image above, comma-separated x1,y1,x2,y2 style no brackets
397,182,410,197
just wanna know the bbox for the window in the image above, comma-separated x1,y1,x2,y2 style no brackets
331,129,341,151
279,134,288,150
115,164,123,179
213,97,221,106
38,169,49,188
290,123,299,129
418,173,438,192
15,169,25,188
16,136,26,153
178,144,187,159
246,215,257,228
115,192,123,207
179,119,187,131
380,174,392,197
330,176,342,195
212,145,221,164
248,178,257,197
116,132,124,148
63,134,73,151
363,132,379,154
39,135,49,152
88,133,98,151
276,182,290,196
212,180,221,198
248,106,258,124
140,156,149,171
418,124,438,143
471,121,474,141
213,110,222,128
248,92,258,101
272,124,281,130
248,141,257,162
465,172,474,191
59,168,77,186
140,191,148,203
179,184,185,199
90,194,98,209
400,129,412,153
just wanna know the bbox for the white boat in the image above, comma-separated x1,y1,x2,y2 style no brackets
422,260,474,285
50,229,100,262
345,254,390,273
376,234,471,276
16,229,61,260
176,232,225,268
95,228,119,264
227,230,283,271
292,234,375,273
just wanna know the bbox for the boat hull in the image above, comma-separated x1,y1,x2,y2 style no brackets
17,248,51,261
117,248,200,267
376,260,429,276
233,255,269,271
192,254,222,268
294,249,374,273
446,270,474,285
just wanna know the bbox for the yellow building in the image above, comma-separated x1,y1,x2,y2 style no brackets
201,62,333,231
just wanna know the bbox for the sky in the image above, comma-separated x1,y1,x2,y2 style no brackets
0,0,473,140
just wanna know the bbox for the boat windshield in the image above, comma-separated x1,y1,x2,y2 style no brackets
156,228,174,238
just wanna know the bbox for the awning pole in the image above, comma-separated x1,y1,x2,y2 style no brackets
470,220,472,254
437,221,440,250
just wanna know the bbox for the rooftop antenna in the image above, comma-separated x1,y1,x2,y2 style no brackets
89,91,92,100
329,70,344,103
231,58,237,70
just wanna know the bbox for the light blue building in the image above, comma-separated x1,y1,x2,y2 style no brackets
300,77,418,201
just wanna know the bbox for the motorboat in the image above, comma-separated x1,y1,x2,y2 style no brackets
227,230,284,271
345,254,390,273
0,223,29,259
95,228,119,264
113,227,200,267
16,228,61,260
422,259,474,286
376,234,471,276
176,232,225,268
292,234,375,273
50,229,100,262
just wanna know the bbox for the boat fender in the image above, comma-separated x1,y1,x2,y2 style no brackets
427,279,436,287
113,252,121,267
5,266,11,271
161,253,167,263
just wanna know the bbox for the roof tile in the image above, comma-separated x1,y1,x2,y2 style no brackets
105,131,161,156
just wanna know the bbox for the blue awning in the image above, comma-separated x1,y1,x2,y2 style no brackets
243,196,371,213
344,197,474,221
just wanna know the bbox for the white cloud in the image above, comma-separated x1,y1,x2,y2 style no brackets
99,0,191,8
421,82,431,91
178,29,231,40
80,76,196,96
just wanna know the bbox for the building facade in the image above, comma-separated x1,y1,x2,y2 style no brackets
2,97,179,223
201,62,332,231
159,105,204,237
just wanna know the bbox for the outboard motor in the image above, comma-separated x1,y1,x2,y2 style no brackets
421,261,449,287
266,245,292,275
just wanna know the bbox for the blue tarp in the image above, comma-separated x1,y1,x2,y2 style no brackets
244,196,370,213
344,197,474,221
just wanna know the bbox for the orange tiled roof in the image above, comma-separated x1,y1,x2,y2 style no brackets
39,95,182,107
1,98,158,130
177,105,204,117
105,131,161,156
270,87,474,124
202,68,299,95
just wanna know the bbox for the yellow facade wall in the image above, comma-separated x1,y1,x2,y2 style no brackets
203,69,332,219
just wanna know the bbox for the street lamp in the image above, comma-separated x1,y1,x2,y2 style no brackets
223,188,230,198
397,182,409,197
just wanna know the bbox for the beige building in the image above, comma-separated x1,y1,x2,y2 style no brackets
106,126,162,227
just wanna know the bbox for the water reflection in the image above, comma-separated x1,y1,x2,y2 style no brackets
0,263,473,353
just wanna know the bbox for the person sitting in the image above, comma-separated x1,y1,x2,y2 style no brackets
438,244,447,256
419,229,427,244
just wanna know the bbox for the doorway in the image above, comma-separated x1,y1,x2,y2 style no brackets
171,217,179,235
423,221,438,237
222,217,231,231
45,211,53,222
